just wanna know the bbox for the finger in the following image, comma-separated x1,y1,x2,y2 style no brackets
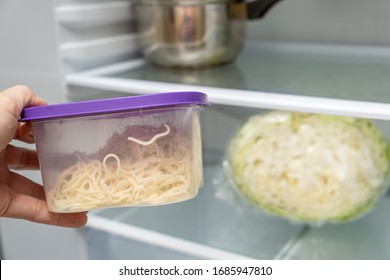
4,145,40,170
14,122,35,143
0,85,47,150
7,171,46,200
0,85,47,113
3,192,88,228
0,85,47,126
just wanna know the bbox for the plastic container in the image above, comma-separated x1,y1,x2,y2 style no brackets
21,92,209,213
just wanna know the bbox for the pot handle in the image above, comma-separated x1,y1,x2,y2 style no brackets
229,0,284,20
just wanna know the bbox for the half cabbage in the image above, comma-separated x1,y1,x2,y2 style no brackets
228,111,390,225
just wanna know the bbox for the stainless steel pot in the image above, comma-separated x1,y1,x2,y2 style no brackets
133,0,283,68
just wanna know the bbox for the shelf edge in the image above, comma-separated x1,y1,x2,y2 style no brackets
66,73,390,121
87,214,254,260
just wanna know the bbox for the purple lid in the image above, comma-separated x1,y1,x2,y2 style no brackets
21,91,209,122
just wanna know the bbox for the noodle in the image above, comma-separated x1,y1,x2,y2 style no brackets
47,123,202,213
102,153,121,175
127,124,171,145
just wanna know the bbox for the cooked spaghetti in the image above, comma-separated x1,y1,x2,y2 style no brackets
47,123,202,213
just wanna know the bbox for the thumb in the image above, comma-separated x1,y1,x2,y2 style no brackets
0,85,47,151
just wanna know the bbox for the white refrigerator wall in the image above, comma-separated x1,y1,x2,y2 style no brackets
247,0,390,45
0,1,83,259
0,0,390,259
0,0,64,100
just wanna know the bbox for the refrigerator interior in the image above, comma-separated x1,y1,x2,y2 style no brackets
82,102,390,260
63,41,390,259
1,0,390,259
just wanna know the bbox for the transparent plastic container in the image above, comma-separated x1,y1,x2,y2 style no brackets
21,92,209,213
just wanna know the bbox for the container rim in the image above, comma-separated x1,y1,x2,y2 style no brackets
20,91,209,122
133,0,228,5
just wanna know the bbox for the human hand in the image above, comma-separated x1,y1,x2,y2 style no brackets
0,85,87,227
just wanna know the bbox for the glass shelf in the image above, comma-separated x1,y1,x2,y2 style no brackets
66,42,390,120
284,197,390,260
89,165,306,259
89,162,390,260
106,44,390,104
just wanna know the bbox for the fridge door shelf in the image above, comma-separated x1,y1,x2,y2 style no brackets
56,1,133,28
66,41,390,120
